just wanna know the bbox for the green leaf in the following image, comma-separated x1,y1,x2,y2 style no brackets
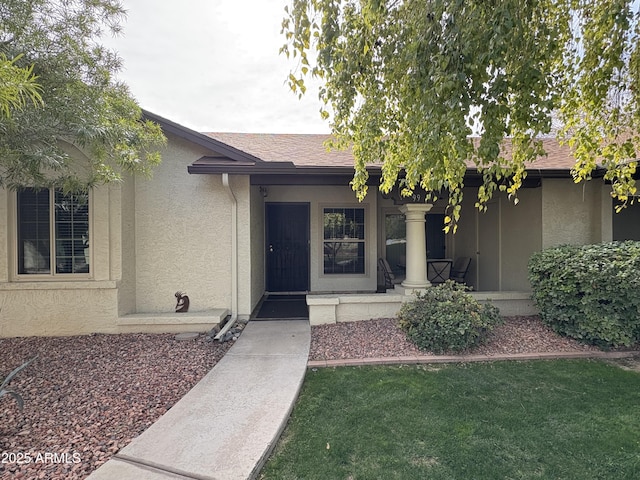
281,0,640,227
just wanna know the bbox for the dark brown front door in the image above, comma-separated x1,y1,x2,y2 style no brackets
266,203,310,292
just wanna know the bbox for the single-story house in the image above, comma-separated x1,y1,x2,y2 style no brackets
1,111,639,337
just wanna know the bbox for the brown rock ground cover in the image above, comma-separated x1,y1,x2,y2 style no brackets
309,316,600,361
0,333,231,479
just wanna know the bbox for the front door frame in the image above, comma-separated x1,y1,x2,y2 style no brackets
265,202,310,293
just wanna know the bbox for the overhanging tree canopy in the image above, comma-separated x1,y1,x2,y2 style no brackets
0,0,165,191
0,53,42,118
282,0,640,231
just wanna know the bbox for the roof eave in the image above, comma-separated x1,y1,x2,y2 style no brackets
188,157,381,176
142,110,264,164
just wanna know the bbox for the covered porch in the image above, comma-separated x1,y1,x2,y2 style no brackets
189,133,620,325
229,174,548,323
306,196,538,325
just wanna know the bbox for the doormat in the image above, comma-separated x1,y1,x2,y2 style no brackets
255,295,309,319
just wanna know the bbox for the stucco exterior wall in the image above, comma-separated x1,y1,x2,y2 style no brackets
266,185,378,293
0,282,119,337
0,183,122,336
91,186,114,282
453,178,614,294
0,189,8,283
0,131,250,336
499,188,542,291
542,179,605,248
600,188,614,243
132,133,234,314
118,177,137,315
454,189,481,290
0,125,624,336
234,175,253,318
453,187,542,292
250,186,266,312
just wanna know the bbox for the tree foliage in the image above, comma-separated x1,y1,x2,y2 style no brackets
0,53,42,118
0,0,165,191
282,0,640,231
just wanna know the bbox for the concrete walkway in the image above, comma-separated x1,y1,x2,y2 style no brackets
87,319,310,480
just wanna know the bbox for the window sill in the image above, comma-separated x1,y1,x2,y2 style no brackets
0,280,116,291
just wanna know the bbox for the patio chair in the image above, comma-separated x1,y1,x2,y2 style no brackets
378,257,403,289
450,257,471,284
427,260,452,285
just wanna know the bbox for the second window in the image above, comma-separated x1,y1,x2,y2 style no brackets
323,207,365,274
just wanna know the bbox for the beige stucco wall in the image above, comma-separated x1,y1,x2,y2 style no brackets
541,179,608,248
499,188,542,290
453,178,614,293
0,183,122,336
234,175,253,318
0,128,269,336
0,131,251,336
600,187,614,242
265,185,378,293
0,282,119,337
250,186,266,312
0,189,8,283
0,130,623,337
118,177,137,315
453,187,542,292
131,133,235,315
92,186,116,281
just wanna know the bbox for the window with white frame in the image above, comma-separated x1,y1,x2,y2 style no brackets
323,207,365,274
17,188,90,275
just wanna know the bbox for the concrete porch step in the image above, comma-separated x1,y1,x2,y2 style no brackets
116,309,229,334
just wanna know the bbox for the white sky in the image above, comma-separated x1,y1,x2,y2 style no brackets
104,0,329,134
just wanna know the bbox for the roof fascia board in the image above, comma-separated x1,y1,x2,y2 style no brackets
188,158,586,181
187,159,367,176
250,174,381,186
142,110,264,164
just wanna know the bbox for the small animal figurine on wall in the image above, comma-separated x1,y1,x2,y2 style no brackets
175,291,190,313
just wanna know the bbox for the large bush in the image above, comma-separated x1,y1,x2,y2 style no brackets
528,241,640,348
398,281,502,354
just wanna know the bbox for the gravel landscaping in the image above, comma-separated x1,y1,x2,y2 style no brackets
0,333,232,480
0,315,606,479
309,315,600,361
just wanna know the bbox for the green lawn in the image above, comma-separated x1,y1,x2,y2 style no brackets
259,360,640,479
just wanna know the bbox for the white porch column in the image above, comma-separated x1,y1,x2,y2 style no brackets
400,204,433,289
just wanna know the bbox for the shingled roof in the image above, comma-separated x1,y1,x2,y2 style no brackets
142,110,599,176
203,132,580,172
142,110,598,179
204,133,353,168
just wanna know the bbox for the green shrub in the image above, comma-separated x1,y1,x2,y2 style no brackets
398,281,502,353
528,241,640,349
